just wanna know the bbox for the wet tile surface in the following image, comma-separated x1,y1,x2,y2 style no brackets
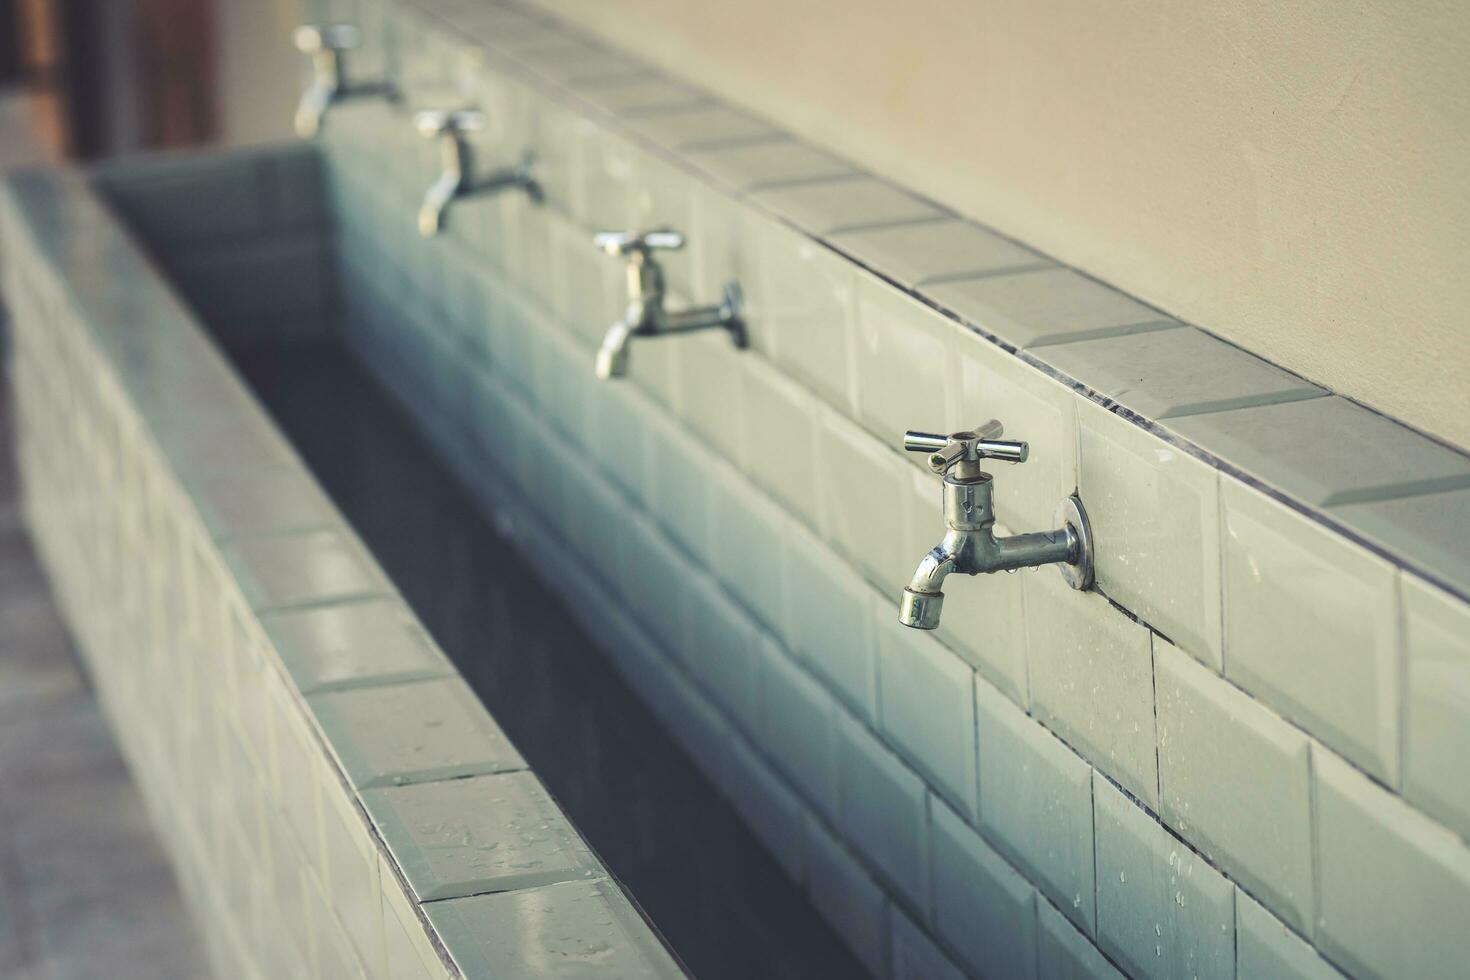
261,595,454,694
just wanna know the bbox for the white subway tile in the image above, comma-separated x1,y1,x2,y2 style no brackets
815,409,913,593
742,212,856,404
684,572,762,733
1024,570,1158,808
708,463,788,629
1236,890,1346,980
1093,773,1235,980
1314,747,1470,979
1401,575,1470,840
837,713,930,911
1078,399,1222,668
925,267,1172,350
1037,900,1126,980
805,813,890,977
726,733,807,883
781,519,879,723
952,329,1079,534
1221,477,1399,785
877,616,979,819
736,354,821,527
1155,637,1314,931
677,329,745,463
890,905,966,980
851,272,956,447
930,797,1038,980
975,678,1096,937
758,637,842,824
318,778,383,973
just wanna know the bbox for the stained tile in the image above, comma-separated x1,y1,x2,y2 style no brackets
1093,774,1235,980
1314,748,1470,979
925,267,1173,349
1039,326,1325,421
1171,396,1470,508
1221,478,1399,784
222,528,392,612
750,175,943,234
426,878,684,979
1078,399,1222,668
1400,575,1470,840
1332,486,1470,593
626,105,779,150
1155,638,1313,930
261,596,450,695
686,137,858,192
834,218,1046,287
309,678,526,789
362,771,600,902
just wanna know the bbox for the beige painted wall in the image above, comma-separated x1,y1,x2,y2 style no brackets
211,0,301,147
536,0,1470,449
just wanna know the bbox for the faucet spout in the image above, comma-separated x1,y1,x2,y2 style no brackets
595,320,637,379
418,171,460,237
295,82,335,139
899,542,959,629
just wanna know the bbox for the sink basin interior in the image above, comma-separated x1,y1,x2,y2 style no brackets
95,142,871,980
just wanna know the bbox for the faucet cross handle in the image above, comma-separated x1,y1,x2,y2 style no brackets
903,421,1030,476
414,108,486,139
294,23,361,54
594,229,685,258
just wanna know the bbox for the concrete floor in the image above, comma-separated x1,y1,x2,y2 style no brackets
0,381,211,979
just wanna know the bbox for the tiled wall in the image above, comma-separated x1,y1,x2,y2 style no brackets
0,158,685,979
306,1,1470,977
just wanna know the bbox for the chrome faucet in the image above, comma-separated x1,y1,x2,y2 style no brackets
414,109,542,237
293,24,397,138
899,421,1094,629
592,230,744,380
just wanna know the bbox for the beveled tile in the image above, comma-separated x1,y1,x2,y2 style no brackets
1037,900,1125,980
362,771,600,902
743,212,856,405
1314,748,1470,979
1332,486,1470,593
1156,637,1313,931
851,272,955,446
260,591,445,715
834,218,1046,287
188,468,338,540
686,137,858,192
1077,399,1222,667
952,324,1080,533
1093,773,1235,980
626,104,779,150
309,678,526,789
836,713,929,910
804,814,888,978
1401,575,1470,840
1171,395,1470,508
891,906,967,980
1236,891,1345,980
1024,569,1158,807
1039,326,1325,421
572,75,709,115
976,677,1096,937
222,528,392,612
749,175,943,235
425,878,685,979
757,638,841,823
736,354,821,527
1221,477,1399,784
814,408,913,593
925,267,1173,349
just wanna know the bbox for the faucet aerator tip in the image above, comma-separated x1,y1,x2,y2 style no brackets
899,589,943,630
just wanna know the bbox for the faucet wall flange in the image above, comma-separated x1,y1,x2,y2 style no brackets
1055,494,1094,590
